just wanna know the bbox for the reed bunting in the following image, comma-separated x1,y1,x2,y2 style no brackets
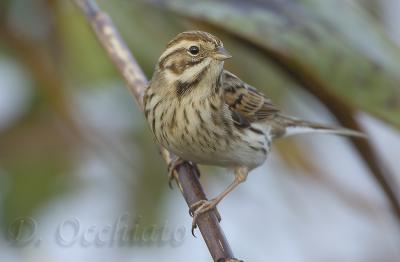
143,31,364,232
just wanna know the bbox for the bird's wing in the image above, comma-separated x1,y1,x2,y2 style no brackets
222,70,280,127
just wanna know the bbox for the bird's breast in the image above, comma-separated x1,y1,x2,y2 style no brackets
145,92,271,169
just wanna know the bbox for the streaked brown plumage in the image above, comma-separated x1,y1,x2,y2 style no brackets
143,31,364,233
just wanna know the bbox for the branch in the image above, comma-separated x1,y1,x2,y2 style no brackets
72,1,239,261
181,17,400,224
243,37,400,222
0,22,138,175
246,42,400,222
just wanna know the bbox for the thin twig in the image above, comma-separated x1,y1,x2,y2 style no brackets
0,22,139,179
72,1,239,261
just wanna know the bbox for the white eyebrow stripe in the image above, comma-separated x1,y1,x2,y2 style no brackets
159,40,193,62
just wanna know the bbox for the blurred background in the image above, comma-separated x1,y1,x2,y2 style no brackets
0,0,400,261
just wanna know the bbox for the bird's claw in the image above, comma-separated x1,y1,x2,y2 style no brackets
189,200,221,221
167,158,185,189
167,158,200,189
189,199,221,236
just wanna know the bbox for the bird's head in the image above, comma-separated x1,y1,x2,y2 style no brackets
156,31,231,85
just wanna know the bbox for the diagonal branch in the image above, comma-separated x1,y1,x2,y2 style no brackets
243,40,400,222
72,1,239,261
176,14,400,224
236,35,400,223
222,30,400,223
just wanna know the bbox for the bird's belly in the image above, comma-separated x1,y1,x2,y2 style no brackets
169,141,268,169
165,126,270,169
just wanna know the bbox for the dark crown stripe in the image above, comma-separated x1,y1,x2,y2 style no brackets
167,31,221,48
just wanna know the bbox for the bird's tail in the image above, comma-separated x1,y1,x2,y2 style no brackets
276,115,366,139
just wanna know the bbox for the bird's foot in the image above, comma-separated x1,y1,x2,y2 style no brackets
167,158,200,189
189,199,221,236
167,157,185,188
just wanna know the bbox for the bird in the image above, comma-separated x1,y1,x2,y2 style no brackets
143,30,365,233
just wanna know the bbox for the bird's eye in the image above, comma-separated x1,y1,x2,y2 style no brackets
188,46,200,56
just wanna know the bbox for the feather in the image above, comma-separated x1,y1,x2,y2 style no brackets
222,70,279,125
276,115,366,138
221,71,365,139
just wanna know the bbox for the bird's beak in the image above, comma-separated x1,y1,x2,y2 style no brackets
213,47,232,61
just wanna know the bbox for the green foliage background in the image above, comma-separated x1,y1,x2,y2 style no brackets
0,1,399,260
